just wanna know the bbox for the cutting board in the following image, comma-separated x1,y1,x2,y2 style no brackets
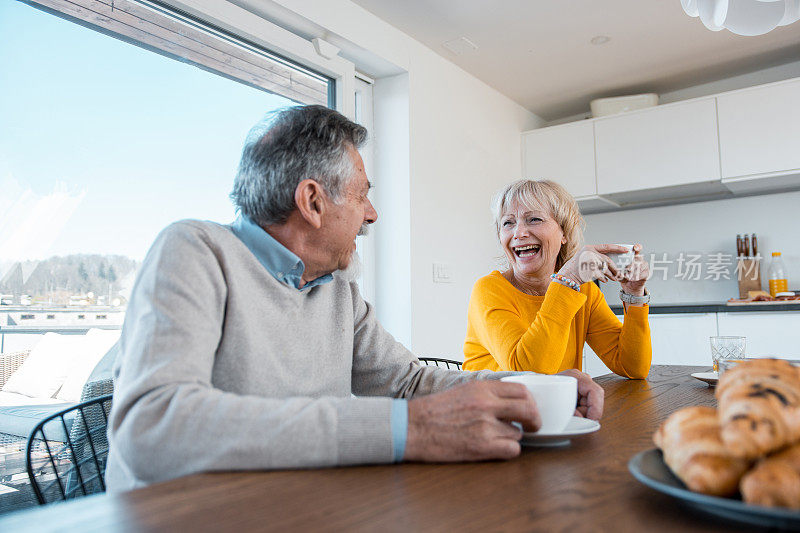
727,299,800,306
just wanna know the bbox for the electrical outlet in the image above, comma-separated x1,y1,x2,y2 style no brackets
432,262,454,283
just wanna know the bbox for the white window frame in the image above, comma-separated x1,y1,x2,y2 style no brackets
354,74,376,304
161,0,356,118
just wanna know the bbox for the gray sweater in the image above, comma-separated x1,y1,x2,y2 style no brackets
106,220,503,490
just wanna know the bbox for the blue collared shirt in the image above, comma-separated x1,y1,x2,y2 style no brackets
230,214,408,462
231,214,332,290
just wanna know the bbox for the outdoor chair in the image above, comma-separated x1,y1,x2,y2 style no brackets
26,393,113,504
418,357,462,370
0,350,113,468
1,337,117,457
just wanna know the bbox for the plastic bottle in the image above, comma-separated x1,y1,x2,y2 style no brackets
768,252,788,297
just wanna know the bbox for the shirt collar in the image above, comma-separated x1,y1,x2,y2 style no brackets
230,214,332,290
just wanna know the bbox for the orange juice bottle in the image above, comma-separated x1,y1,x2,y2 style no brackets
768,252,788,297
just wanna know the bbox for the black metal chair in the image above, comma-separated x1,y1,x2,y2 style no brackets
26,393,113,504
418,357,463,370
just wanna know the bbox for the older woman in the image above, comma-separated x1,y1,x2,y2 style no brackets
462,179,651,378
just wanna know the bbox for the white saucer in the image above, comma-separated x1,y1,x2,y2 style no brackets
690,371,718,387
521,416,600,447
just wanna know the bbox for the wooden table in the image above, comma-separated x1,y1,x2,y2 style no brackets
0,366,770,532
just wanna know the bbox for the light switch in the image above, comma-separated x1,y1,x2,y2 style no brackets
432,262,454,283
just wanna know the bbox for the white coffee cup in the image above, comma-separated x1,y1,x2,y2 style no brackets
610,243,635,268
501,374,577,433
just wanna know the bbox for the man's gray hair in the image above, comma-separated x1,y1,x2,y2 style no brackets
231,105,367,226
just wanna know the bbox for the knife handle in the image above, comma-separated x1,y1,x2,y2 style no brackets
736,234,743,256
752,234,758,257
744,234,750,257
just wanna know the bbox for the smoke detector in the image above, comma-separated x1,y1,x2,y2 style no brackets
442,37,478,55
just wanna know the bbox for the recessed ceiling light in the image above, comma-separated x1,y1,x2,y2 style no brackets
442,36,478,55
590,35,610,45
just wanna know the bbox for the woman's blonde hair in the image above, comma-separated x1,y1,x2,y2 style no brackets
491,179,585,272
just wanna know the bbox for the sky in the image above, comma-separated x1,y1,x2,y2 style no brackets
0,0,298,262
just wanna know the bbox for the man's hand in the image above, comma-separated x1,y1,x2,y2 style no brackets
403,381,540,462
556,369,604,420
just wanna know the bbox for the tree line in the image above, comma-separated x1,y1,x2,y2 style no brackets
0,254,139,298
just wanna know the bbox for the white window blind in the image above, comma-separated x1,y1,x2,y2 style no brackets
21,0,332,106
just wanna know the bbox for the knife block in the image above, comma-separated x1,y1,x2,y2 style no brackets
737,258,762,298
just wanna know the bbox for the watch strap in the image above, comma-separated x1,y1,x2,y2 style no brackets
619,288,650,305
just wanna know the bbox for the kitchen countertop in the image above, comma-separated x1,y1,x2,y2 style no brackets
610,301,800,315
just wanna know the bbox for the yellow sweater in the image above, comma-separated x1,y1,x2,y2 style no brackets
463,271,651,378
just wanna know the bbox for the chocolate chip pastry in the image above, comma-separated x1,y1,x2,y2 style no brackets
716,359,800,460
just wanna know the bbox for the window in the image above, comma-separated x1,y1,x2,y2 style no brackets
0,0,339,353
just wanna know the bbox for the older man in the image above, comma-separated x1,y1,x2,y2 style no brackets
106,105,603,490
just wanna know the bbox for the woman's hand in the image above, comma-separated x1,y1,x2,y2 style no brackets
557,244,630,285
619,244,649,297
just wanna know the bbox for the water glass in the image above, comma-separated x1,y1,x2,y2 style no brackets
710,336,746,373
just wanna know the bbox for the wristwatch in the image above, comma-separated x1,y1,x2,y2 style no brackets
619,288,650,305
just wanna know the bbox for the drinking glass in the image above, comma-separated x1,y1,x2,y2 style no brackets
710,336,746,373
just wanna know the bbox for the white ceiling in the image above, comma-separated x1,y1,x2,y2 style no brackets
350,0,800,121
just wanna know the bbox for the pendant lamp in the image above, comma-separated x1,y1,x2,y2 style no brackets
681,0,800,35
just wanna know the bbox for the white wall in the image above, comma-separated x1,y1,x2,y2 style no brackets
583,190,800,305
271,0,543,356
405,41,542,358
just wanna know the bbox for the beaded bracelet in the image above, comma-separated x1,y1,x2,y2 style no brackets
550,273,581,292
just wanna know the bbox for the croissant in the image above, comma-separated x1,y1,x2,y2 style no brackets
716,359,800,460
741,443,800,509
653,406,750,497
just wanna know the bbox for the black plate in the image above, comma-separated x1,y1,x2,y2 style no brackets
628,448,800,529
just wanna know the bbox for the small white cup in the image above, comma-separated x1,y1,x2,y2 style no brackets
501,374,577,433
610,244,635,268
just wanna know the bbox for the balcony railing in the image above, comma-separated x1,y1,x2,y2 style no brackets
0,325,123,353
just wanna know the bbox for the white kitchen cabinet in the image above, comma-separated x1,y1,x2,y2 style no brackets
582,312,717,376
594,99,722,198
649,313,718,366
520,76,800,213
522,121,596,198
717,312,800,359
717,78,800,194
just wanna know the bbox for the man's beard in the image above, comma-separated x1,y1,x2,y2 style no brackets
357,223,369,237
